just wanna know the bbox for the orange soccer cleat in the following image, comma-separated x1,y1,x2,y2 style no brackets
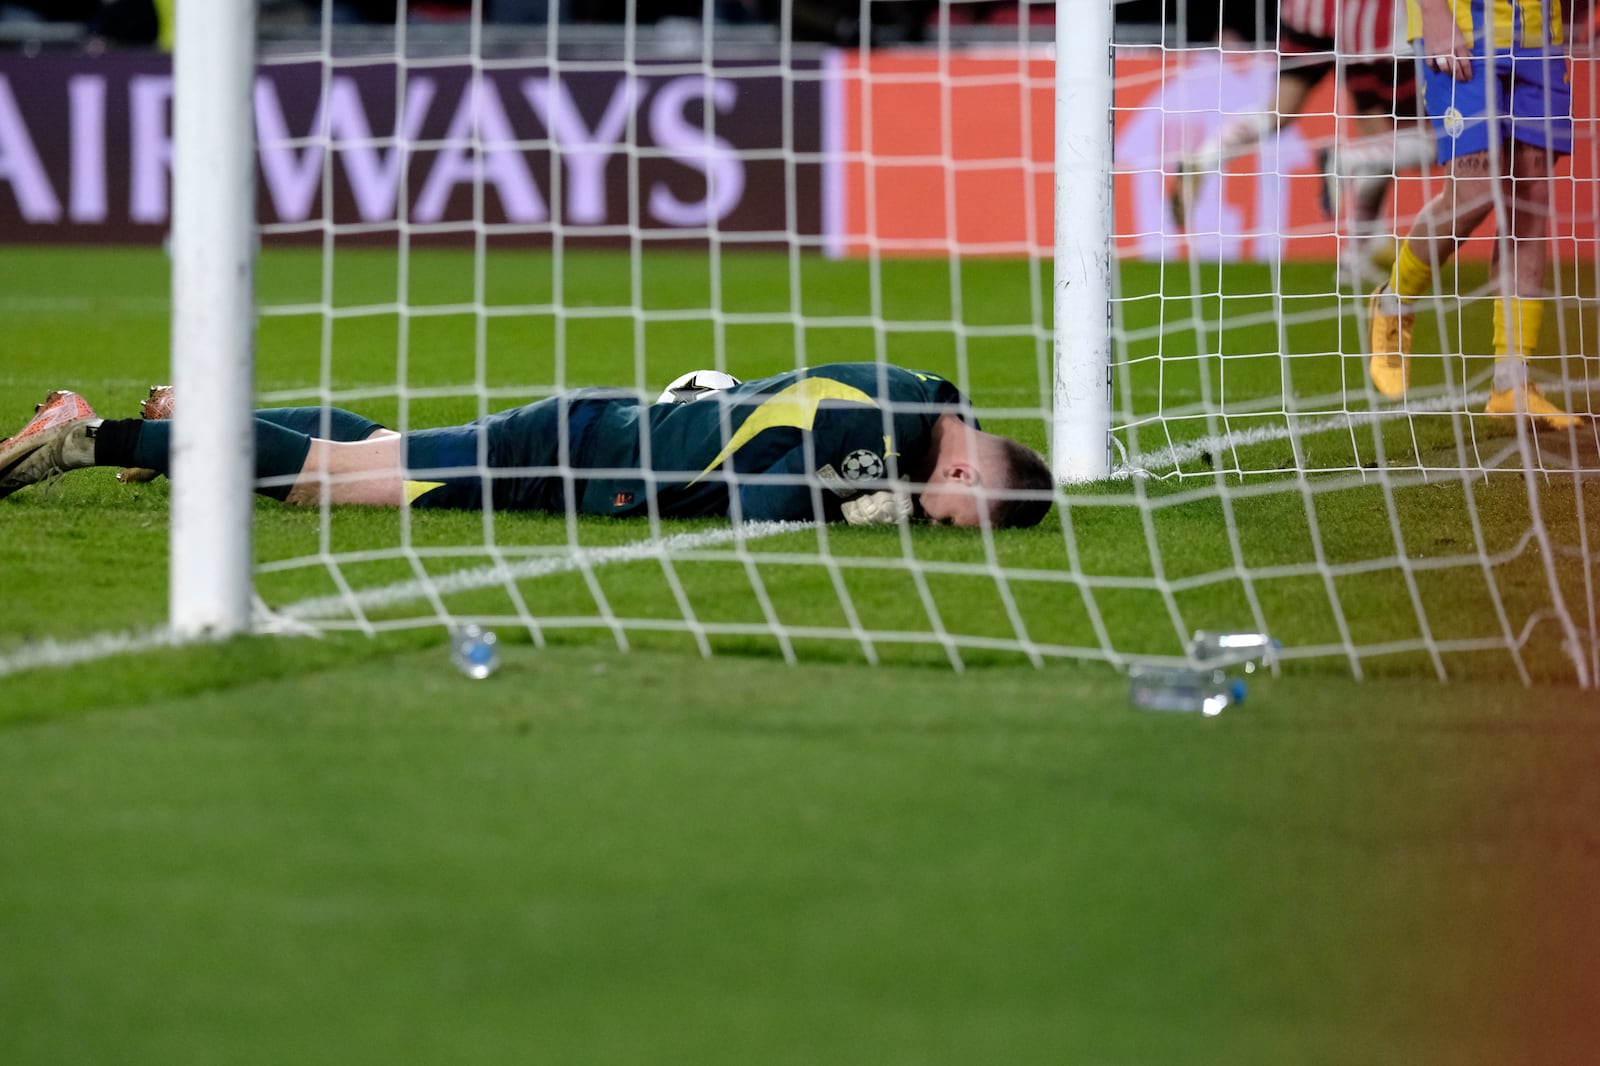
118,385,173,484
0,390,100,500
0,390,95,453
0,388,92,444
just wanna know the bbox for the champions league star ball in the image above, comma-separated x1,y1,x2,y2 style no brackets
840,448,885,482
656,369,742,404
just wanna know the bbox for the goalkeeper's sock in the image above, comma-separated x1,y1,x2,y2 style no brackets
91,418,145,468
92,417,314,501
254,406,387,442
1391,242,1433,302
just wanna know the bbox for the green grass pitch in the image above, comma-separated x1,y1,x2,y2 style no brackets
1,246,1597,1063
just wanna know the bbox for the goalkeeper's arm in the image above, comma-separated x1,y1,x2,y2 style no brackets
730,446,911,525
840,489,913,526
730,446,834,523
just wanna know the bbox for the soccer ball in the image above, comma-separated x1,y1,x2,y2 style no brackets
656,369,742,404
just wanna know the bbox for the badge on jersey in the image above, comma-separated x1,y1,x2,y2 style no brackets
816,464,857,499
841,449,885,483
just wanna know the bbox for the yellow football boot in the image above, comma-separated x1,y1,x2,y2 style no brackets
1367,286,1413,399
1485,383,1585,432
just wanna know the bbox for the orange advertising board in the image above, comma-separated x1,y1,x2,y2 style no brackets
831,47,1597,262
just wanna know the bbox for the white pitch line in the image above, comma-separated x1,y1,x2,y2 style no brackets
0,521,809,680
280,520,811,622
1113,390,1491,478
0,628,184,682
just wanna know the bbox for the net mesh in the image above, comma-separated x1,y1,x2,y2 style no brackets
242,1,1597,682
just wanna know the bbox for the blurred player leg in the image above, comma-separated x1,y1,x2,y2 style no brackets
1332,125,1433,287
1324,53,1432,290
1369,168,1492,398
1484,140,1580,429
1369,42,1496,397
1170,59,1321,231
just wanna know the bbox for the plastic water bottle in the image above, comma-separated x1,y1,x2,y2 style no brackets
449,624,499,680
1189,630,1281,671
1128,664,1245,717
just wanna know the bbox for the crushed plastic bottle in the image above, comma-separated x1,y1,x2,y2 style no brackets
1189,630,1281,672
449,624,500,680
1128,664,1245,717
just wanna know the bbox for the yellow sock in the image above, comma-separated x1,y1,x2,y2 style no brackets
1492,298,1543,358
1391,242,1433,300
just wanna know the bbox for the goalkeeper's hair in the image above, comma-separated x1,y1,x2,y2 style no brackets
991,438,1054,529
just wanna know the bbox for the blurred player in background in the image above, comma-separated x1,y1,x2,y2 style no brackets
1366,0,1582,428
1170,0,1436,289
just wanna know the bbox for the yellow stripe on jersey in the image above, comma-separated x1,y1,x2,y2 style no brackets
1404,0,1564,49
404,480,445,504
689,377,879,486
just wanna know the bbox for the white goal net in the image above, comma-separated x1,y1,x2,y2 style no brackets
213,0,1596,684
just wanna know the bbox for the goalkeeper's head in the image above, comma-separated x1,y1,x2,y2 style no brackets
917,419,1054,529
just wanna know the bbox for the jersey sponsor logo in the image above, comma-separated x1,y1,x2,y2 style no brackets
841,449,884,482
690,376,879,484
815,463,860,499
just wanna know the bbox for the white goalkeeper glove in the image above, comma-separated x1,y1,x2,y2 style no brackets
841,489,913,526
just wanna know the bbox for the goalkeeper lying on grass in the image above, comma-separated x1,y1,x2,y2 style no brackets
0,362,1053,529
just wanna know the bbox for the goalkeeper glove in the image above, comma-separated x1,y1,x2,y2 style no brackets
841,489,913,526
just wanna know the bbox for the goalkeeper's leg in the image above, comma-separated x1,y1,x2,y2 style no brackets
100,416,406,504
2,396,585,508
120,390,395,483
95,417,320,501
128,387,397,441
0,403,404,503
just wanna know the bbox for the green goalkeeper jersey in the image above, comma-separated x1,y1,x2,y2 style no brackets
575,362,971,522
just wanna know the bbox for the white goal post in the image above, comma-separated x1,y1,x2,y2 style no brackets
169,0,257,638
1052,0,1114,481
